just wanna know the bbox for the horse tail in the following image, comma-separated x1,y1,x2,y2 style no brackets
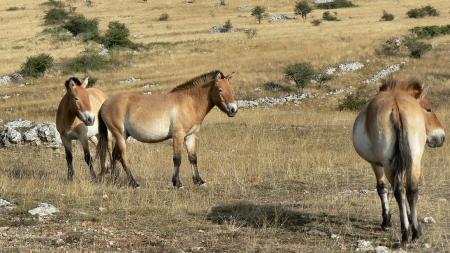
391,106,412,191
96,110,109,172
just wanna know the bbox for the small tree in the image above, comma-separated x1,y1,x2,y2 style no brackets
244,29,257,39
103,21,135,49
251,6,267,24
294,1,313,20
64,14,99,40
284,62,316,93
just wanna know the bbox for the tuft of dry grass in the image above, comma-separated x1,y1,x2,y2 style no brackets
1,0,450,251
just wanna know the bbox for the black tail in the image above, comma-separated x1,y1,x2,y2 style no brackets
391,108,412,191
96,111,109,173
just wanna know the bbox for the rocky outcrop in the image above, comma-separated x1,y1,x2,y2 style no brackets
0,119,61,148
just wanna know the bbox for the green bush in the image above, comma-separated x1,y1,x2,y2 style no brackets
404,36,432,58
311,19,322,26
64,14,99,40
44,8,69,25
294,1,313,20
381,10,394,21
63,53,112,74
323,11,339,21
338,86,371,111
101,21,136,49
284,62,316,93
411,25,450,38
158,13,169,21
377,37,400,58
316,0,355,9
407,5,439,18
21,53,54,78
42,26,73,41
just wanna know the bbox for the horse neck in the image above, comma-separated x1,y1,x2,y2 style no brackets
185,83,215,121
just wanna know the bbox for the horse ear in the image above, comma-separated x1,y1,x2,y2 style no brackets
419,85,429,99
226,72,234,81
215,72,222,83
81,77,89,88
66,79,76,91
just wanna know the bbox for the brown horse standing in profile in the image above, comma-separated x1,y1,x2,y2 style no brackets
352,76,445,246
56,77,109,181
97,70,238,189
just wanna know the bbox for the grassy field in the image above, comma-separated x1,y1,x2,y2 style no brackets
1,0,450,252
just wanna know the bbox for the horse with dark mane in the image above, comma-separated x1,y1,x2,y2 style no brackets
97,70,237,188
352,75,445,247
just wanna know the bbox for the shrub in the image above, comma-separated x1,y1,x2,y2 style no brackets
411,25,450,38
64,14,99,40
407,5,438,18
294,1,313,20
315,72,333,88
284,62,316,93
6,7,21,11
21,53,54,78
381,10,394,21
377,37,401,58
44,8,69,25
86,77,98,88
316,0,355,9
311,19,322,26
102,21,136,49
251,6,267,24
158,13,169,21
404,36,432,58
43,26,73,41
323,11,339,21
338,86,371,111
244,29,257,39
63,53,111,74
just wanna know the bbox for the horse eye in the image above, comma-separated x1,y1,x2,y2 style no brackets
74,97,79,101
218,88,223,93
426,108,432,113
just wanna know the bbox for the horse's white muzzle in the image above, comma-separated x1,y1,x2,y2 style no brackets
227,103,238,117
80,111,96,126
427,129,445,148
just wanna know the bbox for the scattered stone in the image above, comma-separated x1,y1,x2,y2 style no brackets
0,198,16,210
238,6,254,11
307,229,327,236
209,25,238,34
28,203,60,221
119,77,141,84
356,240,374,252
423,217,436,223
331,234,341,239
0,120,61,148
270,14,294,21
133,34,145,39
339,62,364,73
311,0,335,3
422,243,431,249
374,246,390,253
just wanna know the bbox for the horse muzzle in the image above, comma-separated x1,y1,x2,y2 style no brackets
226,103,238,117
80,111,95,126
427,130,445,148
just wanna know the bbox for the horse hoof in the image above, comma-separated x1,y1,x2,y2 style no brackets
199,183,207,187
177,186,186,190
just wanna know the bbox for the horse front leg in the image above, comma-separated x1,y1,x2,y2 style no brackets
371,164,392,230
393,177,410,247
81,137,97,182
62,138,75,181
185,134,205,186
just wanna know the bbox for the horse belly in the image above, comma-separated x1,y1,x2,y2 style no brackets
126,120,171,143
353,111,380,164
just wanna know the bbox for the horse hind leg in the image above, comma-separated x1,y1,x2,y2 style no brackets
114,138,139,188
185,135,205,186
393,177,410,247
371,164,392,230
407,164,422,241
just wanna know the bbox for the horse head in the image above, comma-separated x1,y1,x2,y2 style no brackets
211,72,238,117
418,90,445,148
65,77,95,126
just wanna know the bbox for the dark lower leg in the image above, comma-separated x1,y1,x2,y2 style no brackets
65,149,74,181
84,152,97,181
377,180,391,229
189,154,205,185
172,155,183,188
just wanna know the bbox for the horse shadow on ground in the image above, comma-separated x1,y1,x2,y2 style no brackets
205,201,384,237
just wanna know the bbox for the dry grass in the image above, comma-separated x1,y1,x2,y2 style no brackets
1,0,450,252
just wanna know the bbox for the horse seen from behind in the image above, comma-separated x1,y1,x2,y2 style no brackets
56,77,109,181
97,70,238,189
352,75,445,247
